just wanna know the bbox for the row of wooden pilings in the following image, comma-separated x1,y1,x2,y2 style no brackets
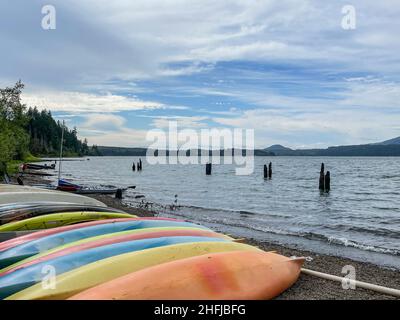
205,162,330,192
132,159,143,172
319,163,330,192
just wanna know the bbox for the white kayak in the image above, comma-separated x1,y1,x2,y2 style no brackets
0,185,106,207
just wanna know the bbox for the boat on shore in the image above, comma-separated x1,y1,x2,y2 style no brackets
0,185,106,207
0,183,306,300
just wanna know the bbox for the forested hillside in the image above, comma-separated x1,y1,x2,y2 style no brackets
0,81,100,168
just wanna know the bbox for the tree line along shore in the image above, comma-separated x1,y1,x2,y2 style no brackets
0,81,101,175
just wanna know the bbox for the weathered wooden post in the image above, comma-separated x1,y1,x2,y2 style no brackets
319,163,325,191
263,164,268,179
268,162,272,179
115,188,123,199
325,171,330,192
132,162,136,171
206,163,212,175
17,176,24,185
139,158,142,171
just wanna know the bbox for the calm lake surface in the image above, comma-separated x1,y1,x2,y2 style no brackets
52,156,400,269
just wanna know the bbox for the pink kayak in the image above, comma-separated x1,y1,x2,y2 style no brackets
0,217,183,252
0,228,226,276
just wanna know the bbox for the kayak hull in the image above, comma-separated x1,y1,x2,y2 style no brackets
0,212,135,231
1,227,231,276
0,236,228,299
0,219,209,268
8,242,258,300
70,251,304,300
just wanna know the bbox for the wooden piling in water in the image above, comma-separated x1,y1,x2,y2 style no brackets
325,171,330,192
115,188,123,199
139,158,142,171
132,162,136,171
319,163,325,191
263,164,268,179
206,163,212,175
268,162,272,179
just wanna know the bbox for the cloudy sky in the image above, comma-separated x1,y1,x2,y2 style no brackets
1,0,400,148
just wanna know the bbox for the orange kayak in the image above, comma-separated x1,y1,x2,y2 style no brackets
69,251,304,300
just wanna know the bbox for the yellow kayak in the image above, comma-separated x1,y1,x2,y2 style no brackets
7,241,258,300
0,211,135,232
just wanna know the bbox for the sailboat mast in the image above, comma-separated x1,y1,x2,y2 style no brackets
58,120,65,182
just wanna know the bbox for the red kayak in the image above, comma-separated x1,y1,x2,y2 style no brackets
0,228,225,276
0,217,183,252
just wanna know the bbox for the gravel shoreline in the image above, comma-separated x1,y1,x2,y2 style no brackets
12,174,400,300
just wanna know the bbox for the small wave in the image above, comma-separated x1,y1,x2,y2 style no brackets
380,175,400,179
169,211,400,257
239,210,256,215
321,224,400,239
327,236,400,256
167,203,292,219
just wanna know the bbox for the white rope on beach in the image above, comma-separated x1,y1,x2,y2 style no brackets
301,268,400,298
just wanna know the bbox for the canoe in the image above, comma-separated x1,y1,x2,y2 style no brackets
7,241,258,300
35,185,126,195
25,163,55,170
0,212,136,231
0,217,182,252
0,185,105,207
0,219,209,268
70,251,305,300
0,227,231,276
0,236,228,299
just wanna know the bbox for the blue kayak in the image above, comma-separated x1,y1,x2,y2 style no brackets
0,220,209,269
0,236,226,299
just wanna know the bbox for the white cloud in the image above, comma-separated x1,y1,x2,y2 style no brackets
21,91,164,113
151,116,209,129
82,114,126,131
80,127,149,147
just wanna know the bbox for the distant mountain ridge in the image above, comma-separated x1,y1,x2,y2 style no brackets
264,136,400,156
378,136,400,145
97,146,274,157
96,136,400,157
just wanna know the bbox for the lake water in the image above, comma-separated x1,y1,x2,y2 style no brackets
50,156,400,269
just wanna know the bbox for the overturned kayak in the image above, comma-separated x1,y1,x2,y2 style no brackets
0,186,106,207
0,227,232,276
0,204,120,213
36,185,126,195
70,251,304,300
0,219,209,268
8,241,257,300
0,211,136,232
0,236,228,299
0,203,124,226
0,217,182,252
